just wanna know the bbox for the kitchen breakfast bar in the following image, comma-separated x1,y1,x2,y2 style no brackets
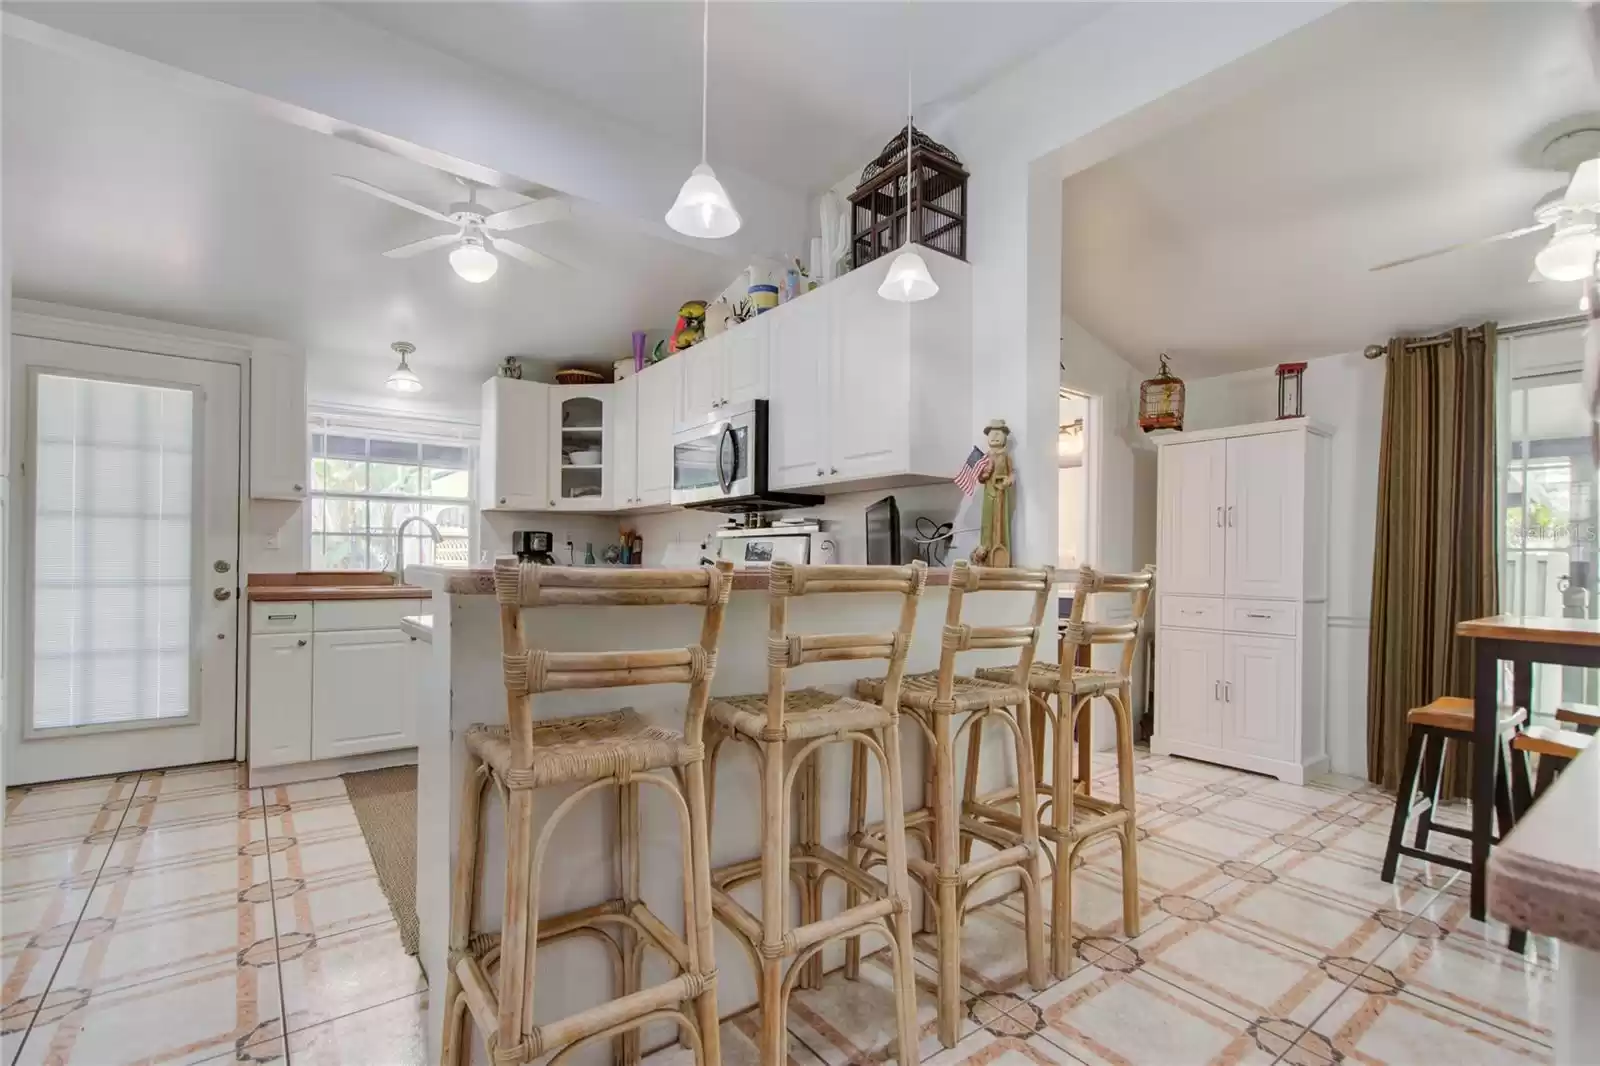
405,563,1046,1066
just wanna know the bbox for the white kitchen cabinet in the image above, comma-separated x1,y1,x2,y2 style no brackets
723,315,769,407
1153,419,1329,783
767,296,831,488
766,248,971,492
249,347,308,500
611,376,639,508
310,628,420,760
549,385,610,510
479,378,549,511
248,632,313,767
677,336,725,428
1157,439,1227,596
634,358,679,506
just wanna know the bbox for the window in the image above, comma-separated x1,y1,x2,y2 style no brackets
308,430,473,570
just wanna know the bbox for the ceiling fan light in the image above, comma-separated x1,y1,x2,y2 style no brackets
1534,223,1599,282
665,163,741,239
878,248,939,302
1563,158,1600,212
386,342,423,393
449,240,499,283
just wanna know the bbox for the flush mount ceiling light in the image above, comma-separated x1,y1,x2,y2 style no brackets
449,235,499,283
665,0,740,239
879,0,937,303
386,341,423,393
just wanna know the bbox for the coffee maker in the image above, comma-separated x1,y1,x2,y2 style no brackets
513,530,556,564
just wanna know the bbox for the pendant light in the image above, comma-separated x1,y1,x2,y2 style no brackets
879,0,938,303
386,341,423,393
665,0,741,239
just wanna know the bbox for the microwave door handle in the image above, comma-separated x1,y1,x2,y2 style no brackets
716,423,738,494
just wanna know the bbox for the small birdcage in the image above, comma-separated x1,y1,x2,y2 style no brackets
1138,353,1186,433
850,124,968,268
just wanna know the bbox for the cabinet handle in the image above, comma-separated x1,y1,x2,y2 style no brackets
1215,506,1223,527
1224,682,1233,702
296,638,307,647
1214,680,1220,700
1245,612,1272,619
410,636,418,642
1227,505,1235,527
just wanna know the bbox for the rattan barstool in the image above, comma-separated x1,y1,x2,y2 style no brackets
851,561,1053,1048
975,564,1154,976
440,561,733,1066
704,562,925,1066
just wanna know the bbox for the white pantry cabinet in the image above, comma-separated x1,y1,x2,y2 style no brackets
767,248,972,492
479,378,549,511
249,347,308,500
1152,419,1330,784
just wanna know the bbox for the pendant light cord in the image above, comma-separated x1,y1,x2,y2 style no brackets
904,0,914,248
700,0,710,164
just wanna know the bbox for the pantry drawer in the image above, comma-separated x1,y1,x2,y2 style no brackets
1224,599,1298,637
251,601,313,634
1160,595,1224,630
313,598,426,632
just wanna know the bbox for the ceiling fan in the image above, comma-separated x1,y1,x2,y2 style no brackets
335,176,570,283
1369,130,1600,290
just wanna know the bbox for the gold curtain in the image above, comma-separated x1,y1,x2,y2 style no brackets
1366,324,1498,794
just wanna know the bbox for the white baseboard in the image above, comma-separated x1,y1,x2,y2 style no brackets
248,747,416,789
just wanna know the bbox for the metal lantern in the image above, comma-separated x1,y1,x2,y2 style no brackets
1276,362,1307,420
1138,353,1185,433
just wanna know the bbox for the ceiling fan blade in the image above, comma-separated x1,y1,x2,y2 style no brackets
483,198,570,231
1368,222,1552,272
382,233,460,259
490,236,567,270
334,175,452,224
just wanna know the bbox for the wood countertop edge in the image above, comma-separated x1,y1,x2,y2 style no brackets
412,566,961,596
246,587,433,602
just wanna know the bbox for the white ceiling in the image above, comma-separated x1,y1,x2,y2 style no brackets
2,34,735,394
338,1,1108,194
1060,1,1600,378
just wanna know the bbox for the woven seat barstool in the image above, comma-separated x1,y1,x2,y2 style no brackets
704,562,925,1066
976,564,1154,977
439,560,733,1066
852,561,1053,1049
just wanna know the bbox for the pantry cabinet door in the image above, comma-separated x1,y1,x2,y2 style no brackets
767,297,831,489
1156,627,1224,749
1222,634,1296,762
1225,433,1302,600
1157,440,1227,596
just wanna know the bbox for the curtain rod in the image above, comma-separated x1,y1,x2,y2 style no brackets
1362,314,1586,359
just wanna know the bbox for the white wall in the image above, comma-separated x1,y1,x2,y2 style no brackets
1182,350,1384,777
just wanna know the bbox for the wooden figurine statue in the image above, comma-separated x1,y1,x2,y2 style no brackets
973,419,1014,566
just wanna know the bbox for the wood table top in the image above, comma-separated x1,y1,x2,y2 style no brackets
1455,614,1600,647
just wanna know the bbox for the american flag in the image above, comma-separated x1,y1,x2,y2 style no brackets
954,446,992,497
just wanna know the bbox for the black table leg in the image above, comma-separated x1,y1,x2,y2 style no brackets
1471,642,1498,921
1512,660,1532,716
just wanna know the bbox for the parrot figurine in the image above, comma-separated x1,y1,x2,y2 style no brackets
669,300,707,354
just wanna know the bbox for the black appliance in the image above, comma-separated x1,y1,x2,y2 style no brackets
513,530,556,564
865,495,902,565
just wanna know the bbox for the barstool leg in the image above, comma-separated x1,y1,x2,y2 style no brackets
1048,695,1083,978
497,786,538,1056
441,755,486,1066
758,731,790,1066
1012,699,1048,991
1412,734,1445,852
959,716,983,867
798,752,824,992
844,737,869,982
1380,726,1427,884
878,718,922,1066
616,779,641,1066
1112,686,1141,936
931,707,962,1050
682,756,722,1066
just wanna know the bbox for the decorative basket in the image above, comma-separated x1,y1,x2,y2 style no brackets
554,367,604,386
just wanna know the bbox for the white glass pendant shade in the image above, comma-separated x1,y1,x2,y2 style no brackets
1534,222,1599,282
666,163,742,239
386,342,423,393
878,248,939,302
449,239,499,283
1563,158,1600,211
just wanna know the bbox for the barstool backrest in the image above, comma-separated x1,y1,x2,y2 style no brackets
493,559,735,768
1062,565,1156,681
937,562,1056,698
764,561,928,731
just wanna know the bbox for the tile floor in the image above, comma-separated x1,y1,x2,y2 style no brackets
3,750,1557,1065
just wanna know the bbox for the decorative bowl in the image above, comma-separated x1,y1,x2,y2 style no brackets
555,367,604,386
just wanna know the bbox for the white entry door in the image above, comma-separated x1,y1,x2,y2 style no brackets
7,336,241,784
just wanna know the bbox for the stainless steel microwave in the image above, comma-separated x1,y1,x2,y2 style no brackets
669,399,822,513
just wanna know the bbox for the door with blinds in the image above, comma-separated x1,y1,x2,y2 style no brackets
7,336,241,784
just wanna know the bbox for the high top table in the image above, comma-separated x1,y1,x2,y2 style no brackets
1455,614,1600,919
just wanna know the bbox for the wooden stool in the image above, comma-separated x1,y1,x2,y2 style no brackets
976,564,1154,978
1379,697,1523,891
1556,702,1600,735
852,562,1053,1048
441,561,733,1066
704,563,925,1066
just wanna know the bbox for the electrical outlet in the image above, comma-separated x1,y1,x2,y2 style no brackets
266,531,281,550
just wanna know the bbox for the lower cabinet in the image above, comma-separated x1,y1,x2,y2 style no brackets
248,633,313,767
311,628,420,760
1155,626,1298,768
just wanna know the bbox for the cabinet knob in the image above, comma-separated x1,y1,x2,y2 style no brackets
549,500,555,507
293,483,304,493
816,468,824,476
499,497,507,505
830,467,838,474
297,638,307,647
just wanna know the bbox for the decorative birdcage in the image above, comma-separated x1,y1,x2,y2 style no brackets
1138,353,1186,433
850,124,968,268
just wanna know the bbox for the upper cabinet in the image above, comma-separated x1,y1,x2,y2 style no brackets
549,385,610,510
479,377,549,511
249,347,308,500
610,376,639,508
768,249,972,491
675,316,770,429
634,358,680,507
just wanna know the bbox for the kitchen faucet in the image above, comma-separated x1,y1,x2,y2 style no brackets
393,516,443,584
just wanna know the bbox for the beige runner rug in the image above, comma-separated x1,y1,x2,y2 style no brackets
342,764,420,956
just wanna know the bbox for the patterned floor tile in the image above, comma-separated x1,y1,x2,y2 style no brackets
1299,979,1554,1064
284,990,427,1066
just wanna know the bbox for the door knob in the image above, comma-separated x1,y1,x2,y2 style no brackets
499,496,507,505
213,560,232,573
297,638,308,647
213,587,233,601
